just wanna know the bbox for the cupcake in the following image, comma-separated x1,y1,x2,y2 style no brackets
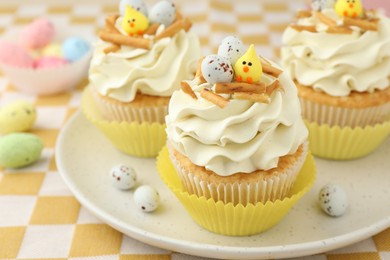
158,36,316,236
281,0,390,159
82,0,201,157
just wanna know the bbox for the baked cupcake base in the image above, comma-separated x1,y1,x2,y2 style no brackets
82,86,167,157
157,146,316,236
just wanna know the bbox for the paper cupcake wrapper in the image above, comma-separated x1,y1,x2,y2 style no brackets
168,142,308,206
306,120,390,160
91,90,168,124
299,97,390,128
157,146,316,236
82,87,166,157
0,51,91,96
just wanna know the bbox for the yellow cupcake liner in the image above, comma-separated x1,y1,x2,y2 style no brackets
82,87,167,157
306,120,390,160
157,146,316,236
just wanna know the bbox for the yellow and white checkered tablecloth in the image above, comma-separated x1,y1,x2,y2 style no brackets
0,1,389,259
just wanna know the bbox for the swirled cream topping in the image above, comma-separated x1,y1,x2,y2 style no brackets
166,69,308,176
88,19,201,102
281,9,390,97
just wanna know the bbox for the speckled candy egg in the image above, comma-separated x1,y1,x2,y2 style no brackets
148,1,176,27
134,185,160,212
217,36,246,65
201,54,234,85
19,18,55,50
319,183,348,217
119,0,148,17
0,100,36,135
0,41,34,68
110,164,137,190
62,37,90,62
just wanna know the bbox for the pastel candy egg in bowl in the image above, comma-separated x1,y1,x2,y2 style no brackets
0,20,93,96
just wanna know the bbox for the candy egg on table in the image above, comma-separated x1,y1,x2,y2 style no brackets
318,183,349,217
217,35,246,65
119,0,148,17
0,100,36,135
148,0,176,27
62,37,90,62
133,185,160,212
0,41,34,68
18,18,55,49
0,133,43,169
34,57,69,69
201,54,234,85
110,164,137,190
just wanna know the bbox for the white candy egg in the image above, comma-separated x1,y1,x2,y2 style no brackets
134,185,160,212
318,183,348,217
110,164,137,190
119,0,148,17
148,1,176,27
217,36,246,65
201,55,234,85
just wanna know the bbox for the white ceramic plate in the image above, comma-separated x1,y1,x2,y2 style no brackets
56,111,390,260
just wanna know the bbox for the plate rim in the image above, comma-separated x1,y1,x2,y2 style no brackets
55,111,390,259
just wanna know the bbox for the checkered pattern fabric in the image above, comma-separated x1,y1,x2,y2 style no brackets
0,0,389,259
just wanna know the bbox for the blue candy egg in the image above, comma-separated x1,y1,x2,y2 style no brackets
62,37,90,62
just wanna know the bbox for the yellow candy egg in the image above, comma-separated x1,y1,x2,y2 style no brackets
42,43,63,57
0,100,37,134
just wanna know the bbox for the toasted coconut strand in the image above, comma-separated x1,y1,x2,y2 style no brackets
200,89,229,108
266,80,283,96
259,55,271,65
181,81,198,100
315,11,337,27
297,10,312,19
174,11,183,22
105,15,121,34
261,62,283,77
290,24,317,32
144,23,160,35
195,57,206,84
155,18,192,41
103,44,120,54
233,92,270,104
327,26,353,34
99,31,152,50
215,82,266,94
343,17,378,31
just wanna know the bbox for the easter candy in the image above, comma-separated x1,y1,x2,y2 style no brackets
62,37,90,62
42,43,63,58
19,18,55,49
217,36,246,65
0,133,43,169
318,183,349,217
0,41,34,68
34,57,68,69
110,164,137,190
148,1,176,27
311,0,336,11
0,101,36,135
234,44,262,84
133,185,160,212
122,5,149,36
201,55,234,85
119,0,148,17
335,0,363,18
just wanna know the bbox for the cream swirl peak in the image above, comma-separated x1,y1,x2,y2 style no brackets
88,1,201,102
166,37,308,176
281,8,390,97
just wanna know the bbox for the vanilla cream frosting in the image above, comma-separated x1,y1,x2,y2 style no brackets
166,68,308,176
88,20,201,102
281,9,390,97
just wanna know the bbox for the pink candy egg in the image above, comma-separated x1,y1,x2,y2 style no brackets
0,41,34,68
19,18,55,49
34,56,68,69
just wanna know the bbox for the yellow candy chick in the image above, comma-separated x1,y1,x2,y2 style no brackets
122,5,149,36
234,44,262,84
335,0,364,18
